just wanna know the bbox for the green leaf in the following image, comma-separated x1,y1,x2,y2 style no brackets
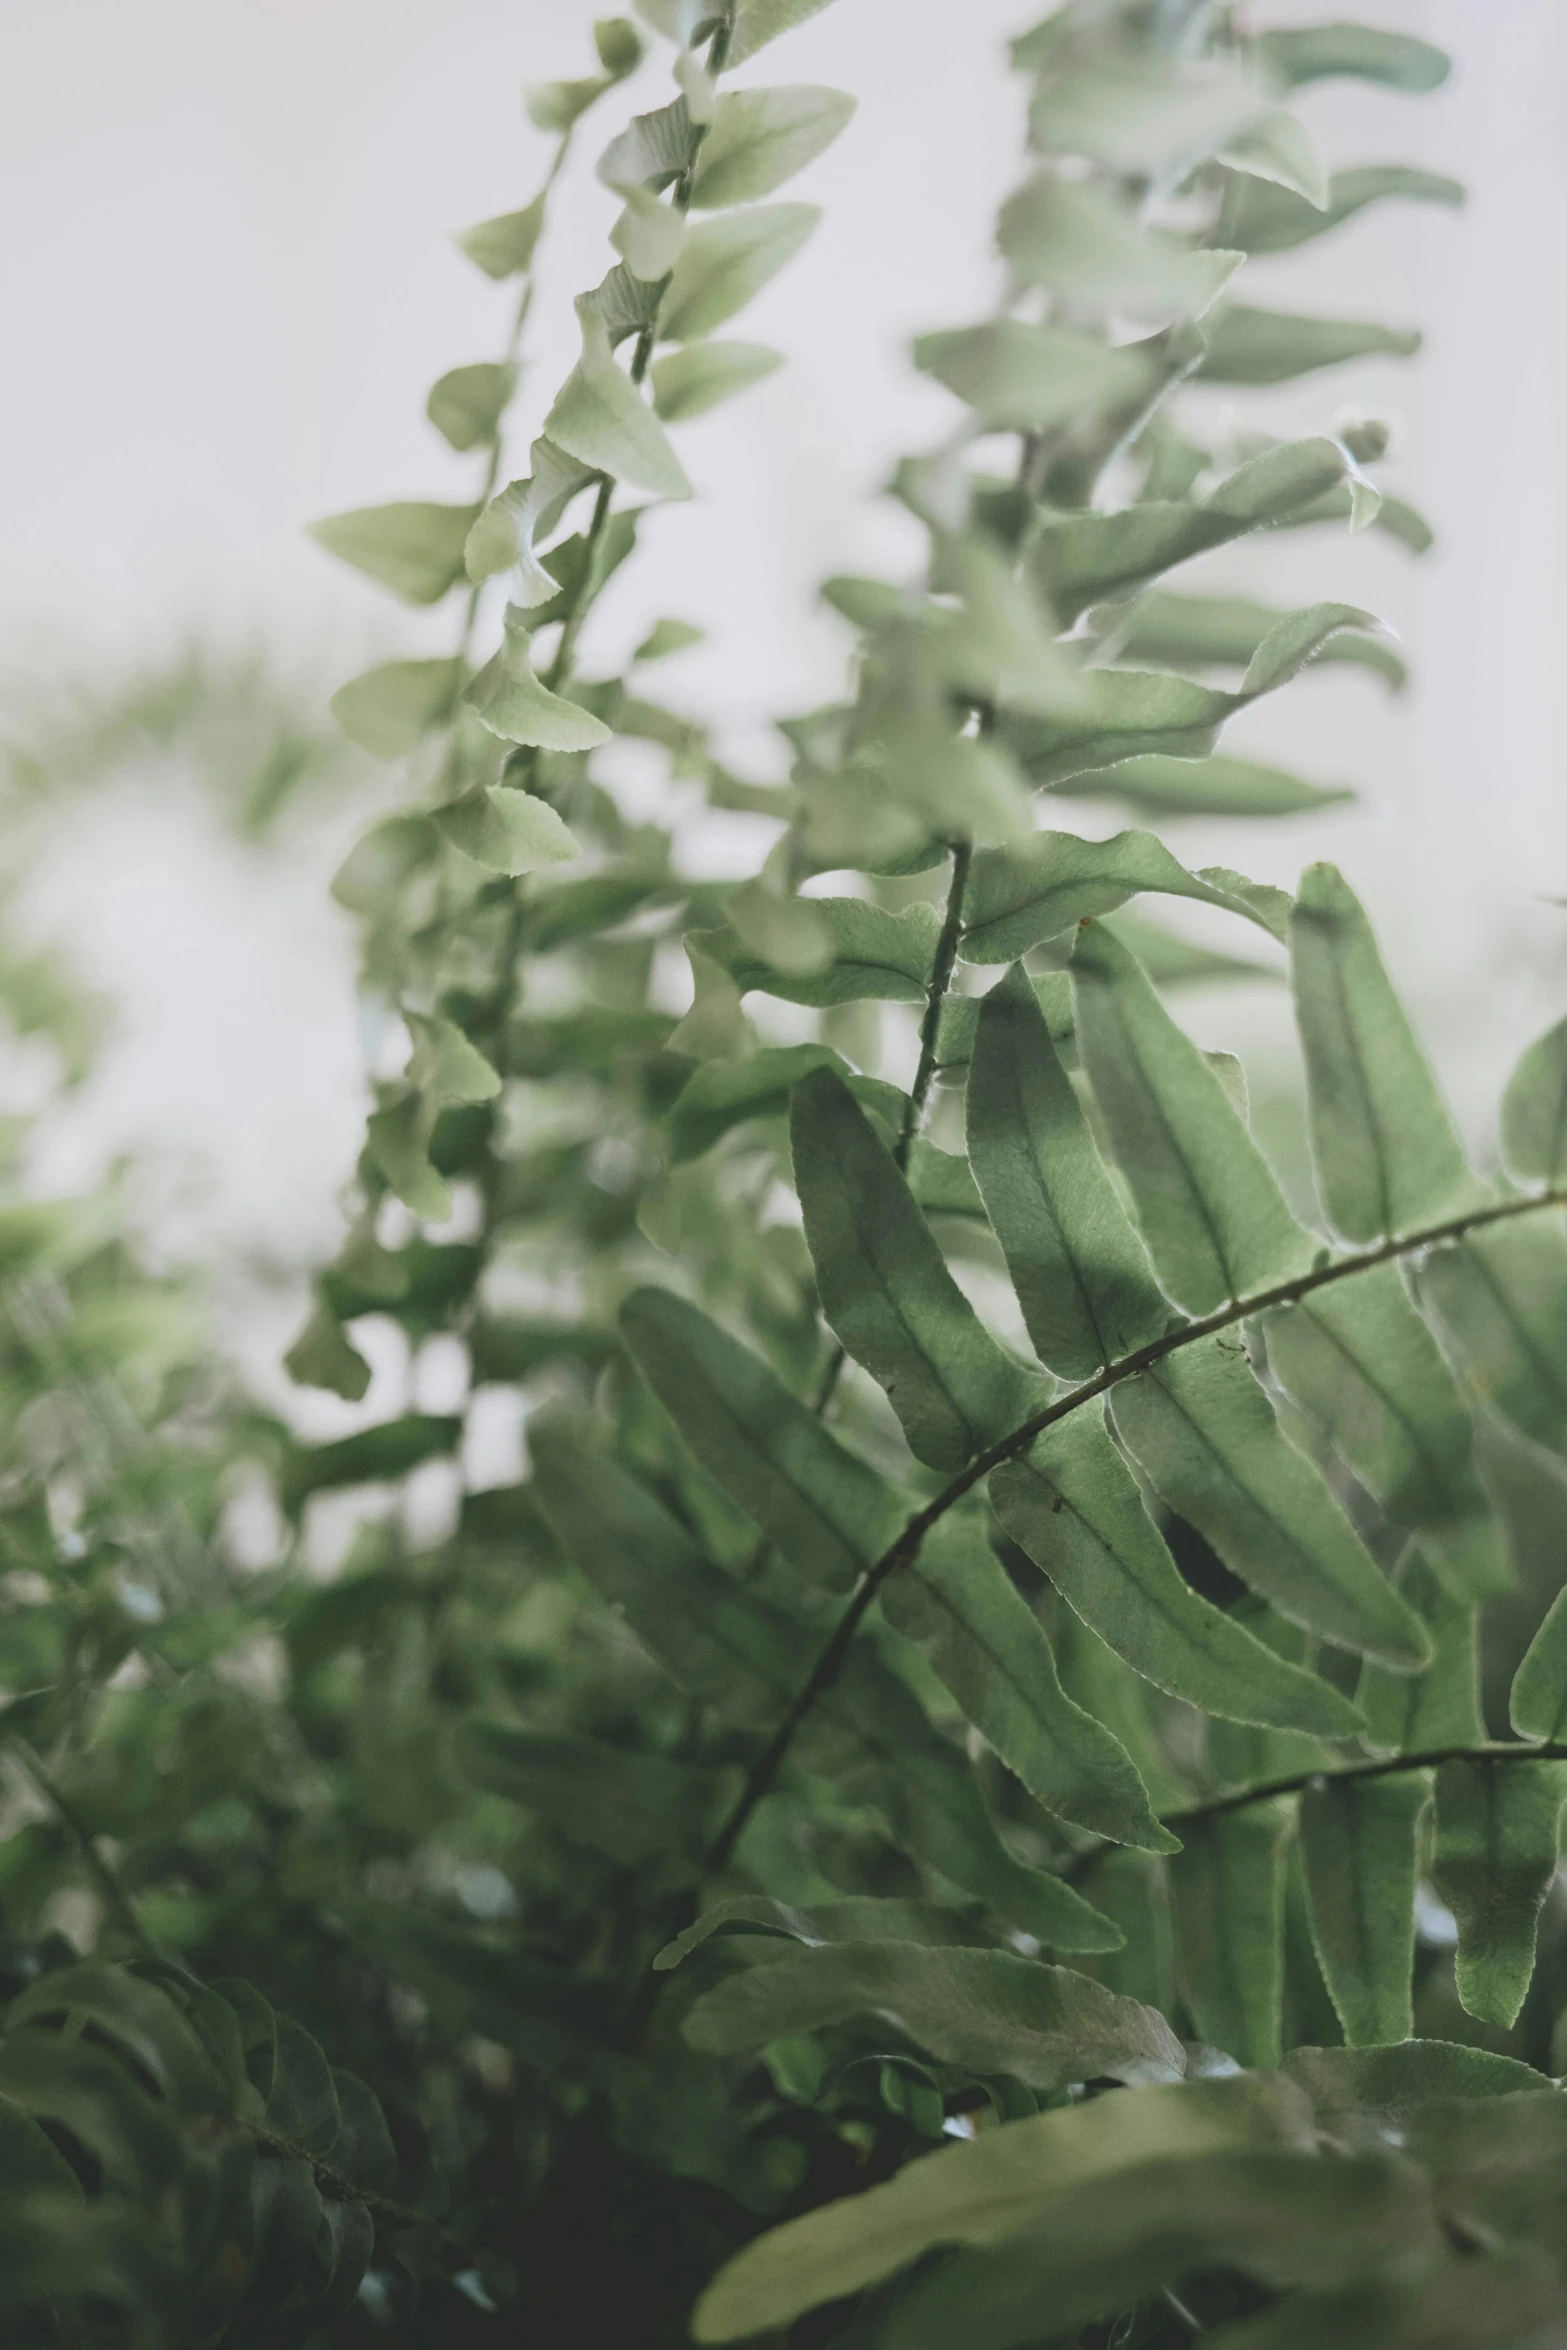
465,436,597,603
961,830,1288,967
1063,751,1352,821
619,1287,903,1594
699,896,940,1006
683,1942,1182,2086
1501,1014,1567,1187
880,1517,1176,1852
544,299,691,499
426,360,517,452
664,1043,897,1160
634,616,704,661
308,501,479,605
284,1414,461,1506
1026,61,1270,178
364,1092,450,1221
284,1305,372,1403
1171,1801,1292,2067
1035,437,1353,625
1219,107,1329,209
457,1722,734,1863
1118,592,1404,690
1110,1337,1432,1668
1355,1547,1492,1750
692,2072,1312,2343
1198,304,1421,384
997,172,1241,322
1257,25,1451,92
434,784,582,876
455,195,546,279
1511,1583,1567,1743
1432,1759,1567,2028
408,1014,500,1106
994,1408,1362,1737
1283,2038,1550,2135
599,96,698,192
1224,164,1464,257
1291,862,1481,1242
726,0,838,63
966,965,1169,1376
1300,1772,1430,2046
329,658,463,759
1072,921,1311,1314
689,86,855,209
465,615,613,752
525,74,615,132
651,339,782,419
660,203,820,340
1263,1266,1506,1599
1213,2254,1567,2350
913,319,1155,432
790,1068,1040,1471
1412,1222,1567,1460
657,1896,999,1969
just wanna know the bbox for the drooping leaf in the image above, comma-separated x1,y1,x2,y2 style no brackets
1355,1548,1485,1754
1062,750,1353,821
544,300,691,499
698,896,940,1006
283,1415,462,1507
965,964,1169,1376
308,501,479,605
284,1305,372,1404
1291,862,1481,1240
1300,1771,1430,2046
689,86,855,209
464,614,613,751
961,830,1287,967
1432,1758,1567,2028
1170,1800,1293,2067
456,195,546,279
660,203,820,340
1501,1014,1567,1188
1072,921,1313,1313
329,658,464,759
465,436,597,602
913,319,1156,432
651,339,783,418
1198,304,1421,384
1411,1221,1567,1460
1256,24,1451,92
994,1407,1363,1736
790,1068,1040,1470
526,74,618,133
1110,1337,1431,1668
434,783,582,876
1224,164,1464,256
426,360,517,452
998,172,1241,322
664,1042,902,1161
1117,591,1404,689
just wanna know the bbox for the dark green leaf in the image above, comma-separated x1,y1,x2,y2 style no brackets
457,1722,735,1863
960,831,1288,966
699,897,939,1006
1300,1771,1429,2046
283,1414,462,1509
1283,2039,1549,2139
1170,1801,1292,2067
1412,1221,1567,1459
1510,1582,1567,1743
1433,1758,1567,2027
1355,1548,1484,1753
657,1896,999,1969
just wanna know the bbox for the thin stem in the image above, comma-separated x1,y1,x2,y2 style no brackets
13,1737,157,1959
895,840,972,1171
708,1181,1567,1868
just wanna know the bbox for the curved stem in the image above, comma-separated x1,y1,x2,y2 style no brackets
13,1736,158,1959
708,1182,1567,1868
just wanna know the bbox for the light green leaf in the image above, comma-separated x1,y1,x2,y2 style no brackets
1264,1267,1506,1598
611,184,686,281
994,1408,1362,1737
1510,1583,1567,1743
1063,751,1353,821
464,437,597,602
1291,862,1481,1242
544,299,691,499
1502,1015,1567,1187
690,86,855,209
285,1305,372,1404
593,18,643,77
691,2073,1311,2345
598,96,698,191
525,74,614,132
634,616,704,661
660,203,820,340
364,1094,450,1222
666,943,751,1061
1432,1758,1567,2028
726,0,838,64
619,1286,903,1594
1199,304,1421,385
330,814,436,913
329,659,463,759
1224,164,1464,257
651,339,782,419
456,1722,733,1864
426,360,517,452
961,831,1288,968
913,319,1155,433
997,172,1241,322
1241,604,1386,698
1118,592,1404,690
792,1069,1040,1471
1300,1772,1430,2046
408,1015,500,1106
455,196,546,280
1219,108,1329,209
881,1517,1175,1852
308,501,479,606
699,896,939,1007
433,783,581,877
1171,1801,1292,2067
683,1942,1183,2086
1110,1337,1432,1668
1072,921,1311,1313
1027,61,1271,179
465,614,613,751
1257,25,1451,92
1412,1222,1567,1460
966,965,1168,1375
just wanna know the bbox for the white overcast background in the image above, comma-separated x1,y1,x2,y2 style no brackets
1,0,1564,1298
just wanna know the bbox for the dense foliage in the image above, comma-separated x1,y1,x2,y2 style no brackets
7,2,1567,2344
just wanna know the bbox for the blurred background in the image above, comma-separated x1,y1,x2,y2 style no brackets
0,0,1562,1371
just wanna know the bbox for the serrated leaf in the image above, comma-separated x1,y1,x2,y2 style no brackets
1432,1758,1567,2028
998,172,1241,322
1171,1801,1292,2067
1198,303,1421,384
308,501,479,605
434,783,582,876
994,1408,1362,1737
790,1068,1040,1471
457,1722,734,1863
1301,1772,1429,2046
914,318,1155,432
1257,25,1451,92
961,831,1287,967
1110,1337,1431,1668
651,339,782,418
456,196,546,279
619,1287,903,1594
966,965,1168,1375
881,1517,1175,1852
1412,1222,1567,1461
699,896,939,1006
1501,1015,1567,1187
1224,164,1464,257
661,203,820,339
689,86,855,209
329,658,463,759
1072,922,1311,1313
693,2073,1313,2343
544,299,690,498
1291,862,1481,1242
683,1942,1182,2086
426,359,517,452
1064,751,1353,820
